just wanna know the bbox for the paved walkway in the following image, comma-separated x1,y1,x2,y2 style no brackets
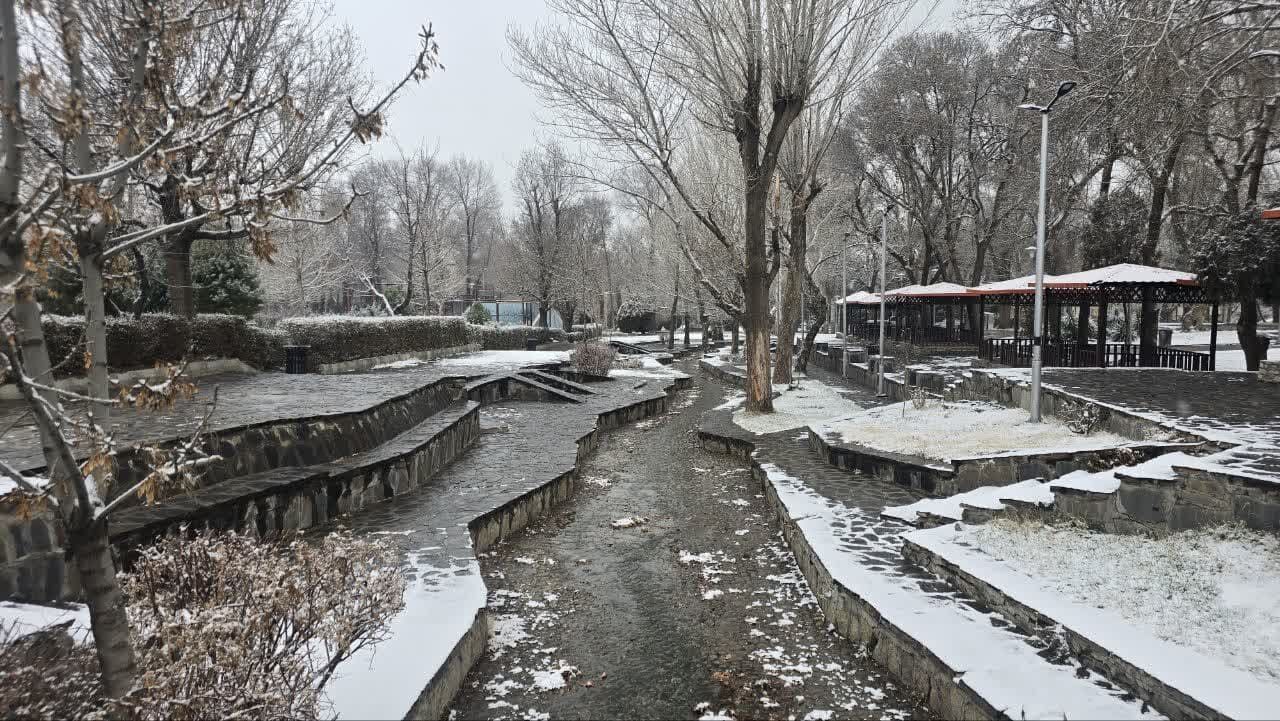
1032,367,1280,446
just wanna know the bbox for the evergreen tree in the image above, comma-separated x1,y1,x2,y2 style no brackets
1193,202,1280,370
194,244,264,318
465,302,492,324
1080,188,1148,269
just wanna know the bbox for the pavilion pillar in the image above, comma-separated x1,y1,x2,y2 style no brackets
946,304,955,341
1096,300,1108,368
1014,303,1021,340
977,297,986,349
1076,303,1090,355
1209,298,1219,371
1139,287,1158,367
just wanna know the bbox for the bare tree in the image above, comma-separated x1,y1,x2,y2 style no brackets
511,0,911,411
445,154,501,301
507,142,580,328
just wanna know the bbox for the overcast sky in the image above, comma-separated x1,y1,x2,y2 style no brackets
329,0,960,206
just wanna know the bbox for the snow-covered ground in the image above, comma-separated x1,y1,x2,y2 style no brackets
609,355,682,380
882,479,1053,525
610,331,704,344
728,379,868,434
0,601,91,642
916,519,1280,707
1212,346,1280,370
821,400,1134,462
430,350,570,370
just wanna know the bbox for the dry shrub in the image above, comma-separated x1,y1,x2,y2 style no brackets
571,341,615,376
0,529,406,720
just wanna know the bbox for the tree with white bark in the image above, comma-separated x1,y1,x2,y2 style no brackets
0,0,438,697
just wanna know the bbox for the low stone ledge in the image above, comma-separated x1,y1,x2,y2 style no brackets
698,358,747,388
316,343,480,375
903,525,1279,720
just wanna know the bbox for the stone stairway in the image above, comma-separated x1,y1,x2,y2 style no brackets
697,404,1157,720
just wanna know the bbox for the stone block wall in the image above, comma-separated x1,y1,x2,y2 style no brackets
0,507,76,602
1059,466,1280,535
1261,360,1280,384
111,405,481,555
108,377,464,502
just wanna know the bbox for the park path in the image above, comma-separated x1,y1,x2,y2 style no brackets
447,365,930,721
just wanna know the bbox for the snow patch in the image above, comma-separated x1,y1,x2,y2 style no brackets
732,379,867,434
821,400,1135,462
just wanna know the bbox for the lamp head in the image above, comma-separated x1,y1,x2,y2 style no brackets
1056,81,1076,98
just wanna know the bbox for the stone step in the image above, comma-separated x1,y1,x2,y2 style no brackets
109,400,481,548
515,368,597,395
502,372,584,403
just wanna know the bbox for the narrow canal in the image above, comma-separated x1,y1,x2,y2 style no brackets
448,365,930,721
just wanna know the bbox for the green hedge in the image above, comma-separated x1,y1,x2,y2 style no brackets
466,324,564,350
39,313,285,378
278,315,471,366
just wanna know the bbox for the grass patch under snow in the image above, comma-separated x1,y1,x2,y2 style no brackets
967,519,1280,683
825,400,1131,462
731,379,867,434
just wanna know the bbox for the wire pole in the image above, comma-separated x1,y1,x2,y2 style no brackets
1030,111,1049,422
841,232,849,378
877,208,890,397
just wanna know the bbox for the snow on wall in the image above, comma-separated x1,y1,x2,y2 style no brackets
325,559,487,719
757,462,1156,720
910,522,1280,719
882,479,1053,524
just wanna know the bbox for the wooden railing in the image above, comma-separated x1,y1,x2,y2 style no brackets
980,339,1212,371
846,320,977,345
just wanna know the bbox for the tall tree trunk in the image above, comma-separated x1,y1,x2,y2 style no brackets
70,520,136,698
78,246,110,425
774,204,808,385
1142,139,1183,265
731,323,740,356
796,270,826,373
164,234,196,318
742,182,774,411
695,284,708,351
1239,291,1264,371
668,266,679,350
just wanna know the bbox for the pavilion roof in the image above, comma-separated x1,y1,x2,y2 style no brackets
970,274,1052,295
884,281,972,299
1044,263,1198,287
839,290,881,305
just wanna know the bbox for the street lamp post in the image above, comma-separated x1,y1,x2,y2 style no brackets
877,208,890,397
841,231,849,378
1019,80,1075,423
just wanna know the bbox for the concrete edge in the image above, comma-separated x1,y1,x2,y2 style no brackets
317,343,481,375
694,426,997,720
